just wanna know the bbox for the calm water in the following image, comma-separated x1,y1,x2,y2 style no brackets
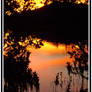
28,42,88,92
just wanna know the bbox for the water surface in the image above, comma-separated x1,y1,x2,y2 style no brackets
28,41,88,92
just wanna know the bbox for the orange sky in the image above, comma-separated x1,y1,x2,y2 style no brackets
28,42,72,70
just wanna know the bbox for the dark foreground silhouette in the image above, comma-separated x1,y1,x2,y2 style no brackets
4,55,40,92
4,2,88,43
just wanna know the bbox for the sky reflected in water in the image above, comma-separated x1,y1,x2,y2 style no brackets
28,42,88,92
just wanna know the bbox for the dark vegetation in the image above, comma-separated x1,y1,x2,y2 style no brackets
66,41,88,92
4,32,43,92
67,41,88,80
53,40,88,92
4,55,40,92
4,1,88,44
4,1,88,92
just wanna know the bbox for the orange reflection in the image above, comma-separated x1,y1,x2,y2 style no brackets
29,57,72,70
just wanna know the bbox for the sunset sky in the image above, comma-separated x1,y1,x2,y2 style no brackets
5,0,88,16
28,42,72,70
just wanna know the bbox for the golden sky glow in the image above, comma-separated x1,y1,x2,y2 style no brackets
28,41,66,55
75,0,88,4
4,32,87,72
3,32,74,71
28,42,72,70
4,32,71,70
4,32,71,71
5,0,88,16
5,0,52,15
4,31,43,57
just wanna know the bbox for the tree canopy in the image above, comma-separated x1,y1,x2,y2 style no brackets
4,30,43,92
66,41,88,80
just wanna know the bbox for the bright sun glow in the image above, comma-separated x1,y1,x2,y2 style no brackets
5,0,52,15
75,0,88,4
5,0,88,16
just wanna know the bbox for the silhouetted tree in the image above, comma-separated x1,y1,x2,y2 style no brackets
33,72,40,92
68,41,88,79
54,73,59,85
4,31,43,92
66,77,72,92
66,41,88,90
66,62,72,77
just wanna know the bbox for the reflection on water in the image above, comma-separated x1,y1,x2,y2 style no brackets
4,39,88,92
28,41,88,92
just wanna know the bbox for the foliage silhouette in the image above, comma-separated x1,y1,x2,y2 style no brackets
67,41,88,79
4,31,43,92
66,62,72,77
53,41,88,92
66,41,88,91
54,73,59,86
66,77,72,92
